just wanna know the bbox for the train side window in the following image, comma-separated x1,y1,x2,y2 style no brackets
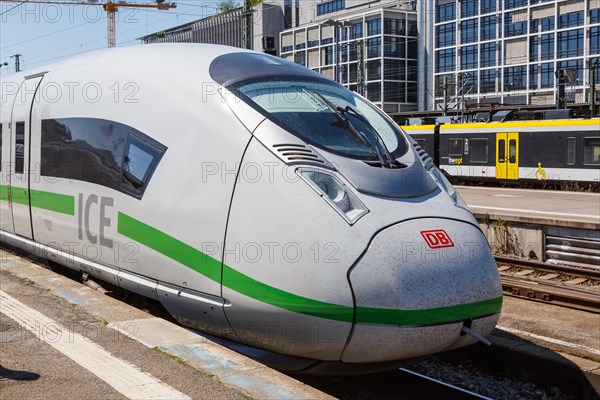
448,138,463,156
498,140,506,163
470,139,488,163
566,137,576,165
15,122,25,174
121,132,166,199
583,137,600,165
509,139,517,164
42,117,166,199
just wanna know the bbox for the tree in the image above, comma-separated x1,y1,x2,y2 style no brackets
218,0,240,13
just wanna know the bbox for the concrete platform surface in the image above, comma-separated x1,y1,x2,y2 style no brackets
457,186,600,229
0,251,333,400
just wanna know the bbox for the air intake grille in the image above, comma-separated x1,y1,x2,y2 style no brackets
273,144,326,165
412,142,433,166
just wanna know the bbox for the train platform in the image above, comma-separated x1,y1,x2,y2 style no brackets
2,248,599,398
0,251,332,400
456,186,600,229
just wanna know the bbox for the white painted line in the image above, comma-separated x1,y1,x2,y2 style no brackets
468,205,599,219
497,325,600,357
457,186,600,197
0,290,191,400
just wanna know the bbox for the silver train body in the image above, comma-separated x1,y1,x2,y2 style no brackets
0,44,502,374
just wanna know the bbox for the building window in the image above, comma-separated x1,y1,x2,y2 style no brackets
367,37,381,58
541,16,554,32
407,82,418,102
558,59,582,83
505,12,527,37
461,45,478,69
367,60,381,80
367,18,381,36
461,0,478,18
436,23,456,48
436,2,456,22
504,65,526,90
558,29,584,58
480,16,496,41
591,9,600,24
294,52,306,66
284,0,292,29
590,26,600,55
481,0,496,14
470,139,488,163
367,82,381,102
384,81,405,102
384,18,405,35
480,42,496,67
541,62,554,88
480,69,496,93
282,45,293,53
407,19,418,36
436,49,456,72
384,36,406,58
530,36,539,62
384,59,405,80
322,46,333,65
559,11,583,29
505,0,527,10
541,33,554,61
529,64,538,89
316,0,345,16
461,19,478,44
407,60,418,81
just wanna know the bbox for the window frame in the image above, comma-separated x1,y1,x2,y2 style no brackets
448,138,464,157
583,137,600,166
470,138,489,163
121,130,167,199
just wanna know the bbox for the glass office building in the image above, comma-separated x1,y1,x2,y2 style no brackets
432,0,600,109
280,3,419,114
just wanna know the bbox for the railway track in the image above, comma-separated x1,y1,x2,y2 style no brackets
495,255,600,313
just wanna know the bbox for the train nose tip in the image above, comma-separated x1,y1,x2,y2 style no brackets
343,218,502,363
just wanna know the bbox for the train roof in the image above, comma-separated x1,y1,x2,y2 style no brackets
0,43,325,87
401,118,600,131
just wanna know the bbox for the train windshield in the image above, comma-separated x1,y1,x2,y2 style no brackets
233,78,408,163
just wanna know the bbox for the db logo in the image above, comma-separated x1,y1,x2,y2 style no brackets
421,230,454,249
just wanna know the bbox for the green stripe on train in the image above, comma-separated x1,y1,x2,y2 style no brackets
117,212,502,325
0,185,74,215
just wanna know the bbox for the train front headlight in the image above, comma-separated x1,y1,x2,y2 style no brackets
298,168,368,225
426,163,469,210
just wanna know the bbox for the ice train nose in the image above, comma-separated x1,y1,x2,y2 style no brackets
343,218,502,363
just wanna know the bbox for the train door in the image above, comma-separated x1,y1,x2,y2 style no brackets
8,75,44,239
495,132,519,180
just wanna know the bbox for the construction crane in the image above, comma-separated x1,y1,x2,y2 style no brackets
0,0,176,48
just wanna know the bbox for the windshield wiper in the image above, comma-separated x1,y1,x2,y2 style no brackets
309,90,386,167
337,105,399,169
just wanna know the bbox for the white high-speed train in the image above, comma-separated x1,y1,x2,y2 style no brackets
0,44,502,374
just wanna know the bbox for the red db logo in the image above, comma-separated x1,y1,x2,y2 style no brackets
421,230,454,249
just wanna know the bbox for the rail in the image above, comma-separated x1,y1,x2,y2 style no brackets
495,256,600,313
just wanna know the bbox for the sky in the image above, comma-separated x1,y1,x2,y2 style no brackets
0,0,238,76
